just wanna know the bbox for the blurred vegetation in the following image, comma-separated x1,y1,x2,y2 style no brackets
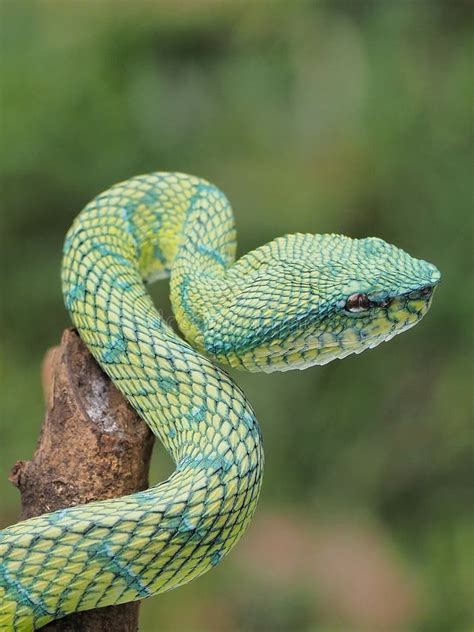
0,1,472,631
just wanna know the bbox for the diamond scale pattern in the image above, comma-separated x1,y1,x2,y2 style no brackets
0,173,264,630
0,171,439,630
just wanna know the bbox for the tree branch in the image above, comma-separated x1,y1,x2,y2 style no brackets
9,328,155,631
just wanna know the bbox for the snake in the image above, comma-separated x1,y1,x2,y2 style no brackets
0,172,440,630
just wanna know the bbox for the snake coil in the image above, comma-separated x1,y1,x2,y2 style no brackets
0,173,440,630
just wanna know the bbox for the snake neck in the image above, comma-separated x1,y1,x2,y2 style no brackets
60,172,265,472
168,181,236,351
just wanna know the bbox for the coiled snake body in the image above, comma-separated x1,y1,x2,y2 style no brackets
0,173,440,629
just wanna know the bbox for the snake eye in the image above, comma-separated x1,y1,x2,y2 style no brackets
344,293,371,313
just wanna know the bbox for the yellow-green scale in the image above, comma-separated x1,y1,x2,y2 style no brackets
0,170,440,630
0,173,264,630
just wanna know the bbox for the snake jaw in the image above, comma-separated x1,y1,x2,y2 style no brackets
204,273,440,373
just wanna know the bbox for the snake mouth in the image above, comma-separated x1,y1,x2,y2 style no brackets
226,285,438,372
371,282,438,322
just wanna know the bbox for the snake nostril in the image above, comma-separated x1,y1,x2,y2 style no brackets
408,285,433,300
420,285,433,298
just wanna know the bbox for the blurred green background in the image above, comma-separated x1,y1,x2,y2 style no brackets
1,1,472,631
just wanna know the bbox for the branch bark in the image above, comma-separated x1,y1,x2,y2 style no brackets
9,329,155,631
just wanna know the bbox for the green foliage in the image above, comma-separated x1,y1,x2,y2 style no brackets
1,1,471,630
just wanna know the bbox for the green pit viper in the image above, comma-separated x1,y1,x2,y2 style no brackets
0,172,440,630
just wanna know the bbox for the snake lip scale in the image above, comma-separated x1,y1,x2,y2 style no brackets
0,172,440,630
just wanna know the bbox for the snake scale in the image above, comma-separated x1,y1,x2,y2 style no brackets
0,173,440,630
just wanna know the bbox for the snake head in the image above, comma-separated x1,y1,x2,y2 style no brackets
203,234,440,372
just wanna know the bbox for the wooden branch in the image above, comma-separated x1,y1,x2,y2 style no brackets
9,329,155,631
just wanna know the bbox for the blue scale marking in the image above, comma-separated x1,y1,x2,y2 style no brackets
102,333,128,364
0,565,52,618
88,543,152,599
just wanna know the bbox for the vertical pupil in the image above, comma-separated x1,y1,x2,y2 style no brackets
346,293,370,310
